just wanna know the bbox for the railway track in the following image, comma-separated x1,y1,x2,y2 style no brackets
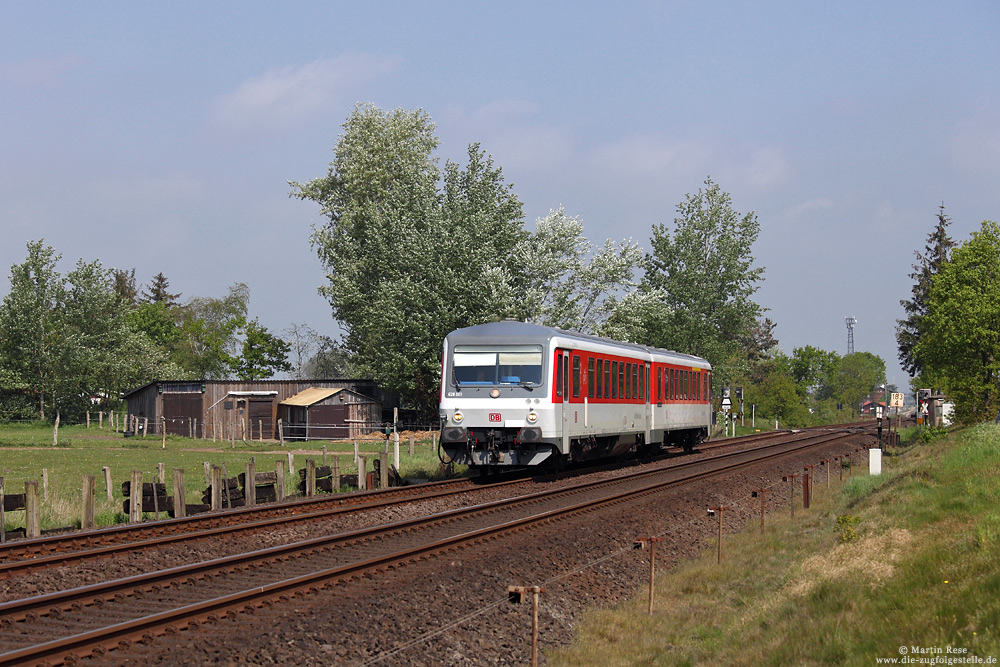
0,428,869,665
0,424,869,579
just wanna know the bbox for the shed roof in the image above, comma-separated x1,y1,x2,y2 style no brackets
279,387,343,407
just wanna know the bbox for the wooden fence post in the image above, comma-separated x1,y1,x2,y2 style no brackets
287,452,293,475
278,419,283,446
409,433,415,457
173,468,186,518
275,460,286,501
161,417,166,448
157,463,165,485
0,476,6,544
332,456,341,493
358,456,367,492
103,467,112,500
129,470,142,523
42,469,49,501
306,459,316,497
86,411,90,429
143,417,148,437
25,481,40,539
211,465,223,512
322,445,327,467
82,474,96,530
380,451,389,489
204,461,211,486
245,458,256,507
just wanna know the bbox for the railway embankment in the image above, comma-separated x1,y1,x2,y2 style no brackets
550,424,1000,666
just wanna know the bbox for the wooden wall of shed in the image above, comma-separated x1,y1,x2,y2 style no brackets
125,379,390,438
127,386,158,423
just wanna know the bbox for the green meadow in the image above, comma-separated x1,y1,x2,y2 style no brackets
0,422,452,532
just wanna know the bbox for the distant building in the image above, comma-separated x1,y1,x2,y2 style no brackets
123,379,398,440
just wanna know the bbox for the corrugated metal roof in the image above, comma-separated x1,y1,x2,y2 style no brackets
279,387,343,407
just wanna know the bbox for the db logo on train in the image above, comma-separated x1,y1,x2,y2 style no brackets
489,413,502,422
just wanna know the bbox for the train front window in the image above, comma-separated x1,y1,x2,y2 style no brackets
452,345,544,386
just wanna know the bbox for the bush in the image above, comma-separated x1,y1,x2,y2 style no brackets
919,426,947,443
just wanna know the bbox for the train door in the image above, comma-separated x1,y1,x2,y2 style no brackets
560,350,570,454
644,363,652,444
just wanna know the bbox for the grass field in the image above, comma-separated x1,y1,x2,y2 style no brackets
549,424,1000,666
0,422,457,532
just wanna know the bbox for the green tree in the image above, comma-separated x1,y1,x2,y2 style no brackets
0,241,65,419
822,352,886,415
142,272,181,306
113,268,138,304
172,283,249,378
128,301,180,347
790,345,841,399
914,220,1000,422
639,176,766,386
0,242,184,420
754,363,810,427
897,204,954,379
513,208,642,330
229,319,292,380
292,104,525,415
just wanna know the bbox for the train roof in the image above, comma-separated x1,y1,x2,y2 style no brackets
445,320,711,368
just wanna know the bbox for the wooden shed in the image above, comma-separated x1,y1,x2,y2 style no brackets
278,387,381,441
123,379,392,439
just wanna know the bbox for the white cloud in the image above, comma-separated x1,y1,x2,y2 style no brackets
208,54,399,132
784,197,834,219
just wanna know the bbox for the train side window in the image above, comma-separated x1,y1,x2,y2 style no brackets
685,371,690,399
624,362,630,399
587,358,595,398
668,368,674,400
605,360,611,399
611,361,618,399
556,354,563,397
619,362,625,399
575,356,581,397
657,367,662,402
639,365,645,401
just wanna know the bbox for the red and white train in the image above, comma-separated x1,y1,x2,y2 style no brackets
439,320,713,468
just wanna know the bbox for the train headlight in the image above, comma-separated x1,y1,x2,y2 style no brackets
526,412,538,424
452,411,464,424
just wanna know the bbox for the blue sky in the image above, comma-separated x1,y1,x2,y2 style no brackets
2,1,999,391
